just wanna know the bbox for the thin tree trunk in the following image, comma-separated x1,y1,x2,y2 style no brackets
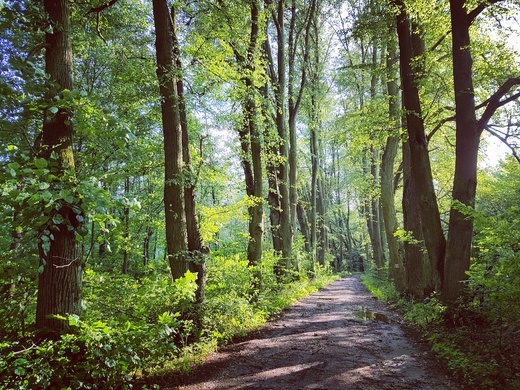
382,28,406,293
271,0,292,275
287,0,317,268
370,147,385,268
310,97,318,266
171,5,207,305
317,169,326,266
296,201,310,252
122,176,130,274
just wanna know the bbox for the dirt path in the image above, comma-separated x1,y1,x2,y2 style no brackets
161,275,456,389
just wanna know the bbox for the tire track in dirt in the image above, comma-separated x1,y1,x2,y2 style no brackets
162,275,457,390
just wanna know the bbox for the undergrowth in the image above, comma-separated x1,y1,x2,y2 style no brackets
361,272,520,390
0,251,337,389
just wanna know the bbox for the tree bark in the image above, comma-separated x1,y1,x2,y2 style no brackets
235,0,264,292
169,5,207,305
394,0,444,290
402,140,432,297
122,176,130,274
287,0,317,267
317,169,327,266
36,0,83,336
271,0,292,275
382,26,406,293
296,201,310,252
442,0,478,302
370,148,385,268
152,0,188,280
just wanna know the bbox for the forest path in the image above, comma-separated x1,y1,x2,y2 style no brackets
162,275,456,390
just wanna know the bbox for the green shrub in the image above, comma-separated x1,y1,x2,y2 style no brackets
0,315,139,389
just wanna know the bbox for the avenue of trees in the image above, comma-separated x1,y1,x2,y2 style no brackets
0,0,519,388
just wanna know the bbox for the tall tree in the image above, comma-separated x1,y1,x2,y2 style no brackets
36,0,84,335
233,0,265,291
267,0,293,275
443,0,520,301
393,0,445,292
287,0,317,263
381,24,406,293
152,0,188,280
172,5,208,306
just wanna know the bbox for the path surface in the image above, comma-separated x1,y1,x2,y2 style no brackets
162,275,456,390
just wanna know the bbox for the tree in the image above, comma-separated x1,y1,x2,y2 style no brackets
35,0,84,336
442,0,520,301
233,0,265,290
266,0,293,275
381,23,406,293
393,0,445,294
152,0,188,280
287,0,317,265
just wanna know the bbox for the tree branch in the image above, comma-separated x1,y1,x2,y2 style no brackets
85,0,120,44
292,0,317,116
467,0,504,23
85,0,120,15
427,115,455,141
485,125,520,163
477,77,520,132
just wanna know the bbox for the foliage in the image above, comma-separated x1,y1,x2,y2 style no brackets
0,315,139,389
360,272,400,302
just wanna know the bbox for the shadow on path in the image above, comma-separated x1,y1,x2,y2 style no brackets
161,275,456,390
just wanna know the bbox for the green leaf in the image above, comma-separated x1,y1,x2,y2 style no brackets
28,193,41,206
41,190,53,202
52,214,64,225
34,158,48,169
105,359,116,368
49,106,59,114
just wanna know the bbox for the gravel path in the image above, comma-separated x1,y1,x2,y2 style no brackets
161,275,457,390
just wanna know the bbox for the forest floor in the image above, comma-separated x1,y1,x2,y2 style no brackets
155,275,458,390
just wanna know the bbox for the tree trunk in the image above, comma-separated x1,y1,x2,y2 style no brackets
370,148,385,268
122,176,130,274
235,0,264,292
310,95,319,266
382,28,406,293
402,140,431,298
394,0,444,290
442,0,478,302
287,0,317,268
296,201,311,252
170,5,207,305
317,170,327,266
152,0,188,280
271,0,292,275
36,0,83,336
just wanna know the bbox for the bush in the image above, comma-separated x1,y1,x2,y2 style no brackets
0,315,139,389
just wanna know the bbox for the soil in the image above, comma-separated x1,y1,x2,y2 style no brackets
157,275,457,389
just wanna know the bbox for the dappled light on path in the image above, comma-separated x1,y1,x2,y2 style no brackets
167,276,455,390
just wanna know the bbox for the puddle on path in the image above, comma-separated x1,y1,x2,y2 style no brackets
353,306,392,323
